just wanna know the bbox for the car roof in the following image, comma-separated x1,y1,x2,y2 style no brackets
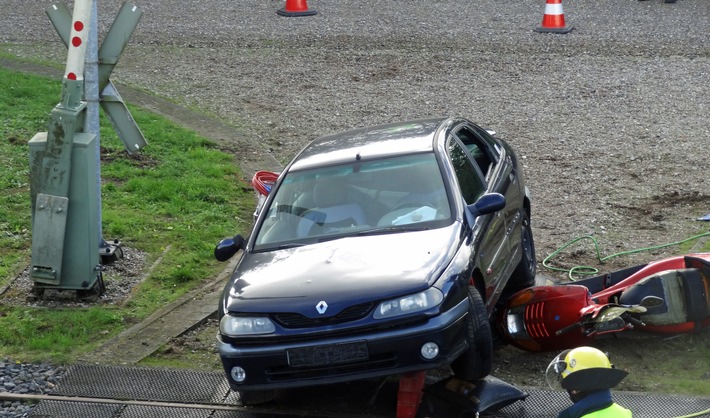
288,117,450,171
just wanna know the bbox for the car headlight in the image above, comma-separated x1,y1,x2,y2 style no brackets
220,315,275,336
374,288,443,319
505,306,530,339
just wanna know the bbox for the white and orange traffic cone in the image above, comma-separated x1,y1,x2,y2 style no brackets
534,0,573,34
277,0,317,17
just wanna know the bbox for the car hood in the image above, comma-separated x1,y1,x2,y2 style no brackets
224,226,462,317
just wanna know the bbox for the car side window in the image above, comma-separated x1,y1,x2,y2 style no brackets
448,137,485,204
454,127,495,179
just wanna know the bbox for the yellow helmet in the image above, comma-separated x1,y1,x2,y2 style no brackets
546,346,628,392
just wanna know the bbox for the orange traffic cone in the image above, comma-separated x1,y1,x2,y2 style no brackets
534,0,573,34
277,0,317,17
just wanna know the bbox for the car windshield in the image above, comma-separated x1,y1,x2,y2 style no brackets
253,153,452,249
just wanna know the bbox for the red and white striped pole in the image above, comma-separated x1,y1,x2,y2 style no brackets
64,0,93,81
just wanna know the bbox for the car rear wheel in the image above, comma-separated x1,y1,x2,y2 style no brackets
238,389,275,406
508,210,536,291
451,286,493,381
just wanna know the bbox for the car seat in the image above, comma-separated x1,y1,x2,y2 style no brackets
391,163,449,214
619,267,710,325
297,177,367,237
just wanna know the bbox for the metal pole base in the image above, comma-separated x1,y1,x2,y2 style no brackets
100,239,124,264
27,273,105,302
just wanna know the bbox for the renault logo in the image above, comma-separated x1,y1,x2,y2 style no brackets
316,301,328,314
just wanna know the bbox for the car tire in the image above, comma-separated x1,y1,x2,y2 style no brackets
508,210,537,291
238,389,275,406
451,286,493,381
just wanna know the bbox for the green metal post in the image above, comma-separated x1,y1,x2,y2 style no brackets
31,0,145,298
29,0,101,296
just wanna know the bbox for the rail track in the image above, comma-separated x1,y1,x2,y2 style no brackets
4,363,709,418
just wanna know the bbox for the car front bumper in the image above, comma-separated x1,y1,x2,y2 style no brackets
218,298,469,391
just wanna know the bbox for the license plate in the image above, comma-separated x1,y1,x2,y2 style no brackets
288,341,369,367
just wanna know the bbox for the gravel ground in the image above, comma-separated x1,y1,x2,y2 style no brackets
1,247,147,308
3,0,706,265
0,360,66,417
1,0,709,415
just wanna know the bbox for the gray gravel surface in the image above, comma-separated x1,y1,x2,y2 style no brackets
1,0,709,415
0,360,66,417
4,0,707,265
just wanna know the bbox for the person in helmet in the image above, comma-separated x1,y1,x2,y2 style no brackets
546,346,632,418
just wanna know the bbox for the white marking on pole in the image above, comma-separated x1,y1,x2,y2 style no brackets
64,0,93,81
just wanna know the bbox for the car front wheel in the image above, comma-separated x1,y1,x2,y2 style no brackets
450,286,493,381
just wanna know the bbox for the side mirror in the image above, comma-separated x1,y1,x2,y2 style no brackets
468,193,506,217
214,234,247,262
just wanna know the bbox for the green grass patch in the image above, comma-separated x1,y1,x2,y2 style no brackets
0,70,60,283
611,333,710,397
0,305,125,364
0,65,253,364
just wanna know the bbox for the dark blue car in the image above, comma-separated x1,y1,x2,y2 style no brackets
214,117,536,404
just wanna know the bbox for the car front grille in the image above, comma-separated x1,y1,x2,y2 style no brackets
272,302,375,328
265,352,398,382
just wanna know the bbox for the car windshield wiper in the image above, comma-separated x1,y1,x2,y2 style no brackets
356,226,427,236
275,242,307,249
